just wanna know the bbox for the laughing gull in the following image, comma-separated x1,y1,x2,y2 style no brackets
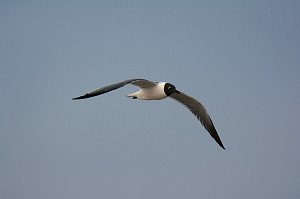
73,79,225,149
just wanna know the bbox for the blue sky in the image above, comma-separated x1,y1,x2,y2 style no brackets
0,1,299,198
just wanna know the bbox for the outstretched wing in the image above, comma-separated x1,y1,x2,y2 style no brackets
170,92,225,149
130,79,157,88
72,79,157,100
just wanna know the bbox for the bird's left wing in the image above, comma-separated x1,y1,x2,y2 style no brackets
170,92,225,149
72,79,156,100
130,79,157,88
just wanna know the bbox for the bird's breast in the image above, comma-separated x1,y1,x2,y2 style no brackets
137,83,167,100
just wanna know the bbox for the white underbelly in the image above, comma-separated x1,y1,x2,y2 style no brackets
127,82,168,100
139,87,167,100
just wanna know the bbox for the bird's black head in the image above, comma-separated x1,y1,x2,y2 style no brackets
164,83,180,96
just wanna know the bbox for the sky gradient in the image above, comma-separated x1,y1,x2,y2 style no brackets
0,1,299,198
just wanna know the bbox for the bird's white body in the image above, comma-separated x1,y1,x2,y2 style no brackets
126,82,167,100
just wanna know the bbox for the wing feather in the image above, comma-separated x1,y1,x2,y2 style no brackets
170,92,225,149
72,79,156,100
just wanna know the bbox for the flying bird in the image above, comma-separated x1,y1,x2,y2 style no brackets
73,79,225,149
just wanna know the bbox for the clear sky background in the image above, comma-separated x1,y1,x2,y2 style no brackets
0,1,299,198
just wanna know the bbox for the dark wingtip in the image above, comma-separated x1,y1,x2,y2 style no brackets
208,119,226,150
219,143,226,150
213,132,226,150
72,94,90,100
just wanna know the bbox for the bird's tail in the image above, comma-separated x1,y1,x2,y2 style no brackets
126,91,139,99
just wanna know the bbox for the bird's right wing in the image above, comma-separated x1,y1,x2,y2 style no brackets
170,91,225,149
72,79,156,100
